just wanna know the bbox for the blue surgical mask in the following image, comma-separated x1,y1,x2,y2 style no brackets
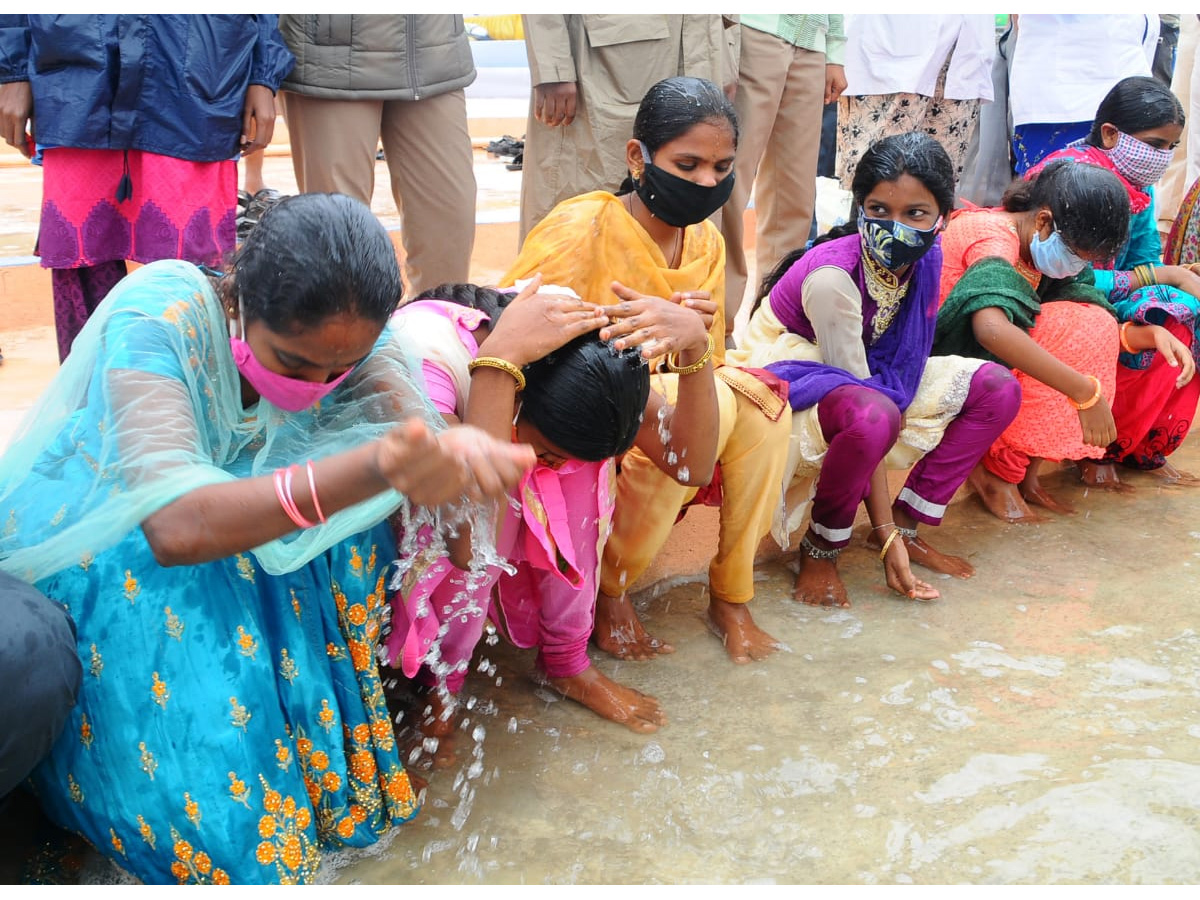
1028,228,1087,279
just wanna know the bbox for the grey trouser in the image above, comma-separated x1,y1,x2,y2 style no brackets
0,570,81,797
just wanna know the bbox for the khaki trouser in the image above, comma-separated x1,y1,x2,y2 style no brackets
600,374,791,605
721,26,827,339
280,89,476,296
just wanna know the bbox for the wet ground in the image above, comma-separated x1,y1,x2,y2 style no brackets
4,114,1200,886
9,452,1200,885
341,453,1200,885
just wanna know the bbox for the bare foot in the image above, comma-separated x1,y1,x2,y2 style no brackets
968,463,1044,523
406,770,429,802
1021,479,1077,514
793,554,850,608
867,529,975,578
399,689,459,772
1076,460,1135,494
592,590,675,661
1149,460,1200,486
547,665,667,733
706,596,781,664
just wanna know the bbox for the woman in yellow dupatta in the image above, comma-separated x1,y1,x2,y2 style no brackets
502,76,792,689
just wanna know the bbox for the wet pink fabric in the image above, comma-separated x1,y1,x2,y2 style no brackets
385,457,613,689
385,298,614,689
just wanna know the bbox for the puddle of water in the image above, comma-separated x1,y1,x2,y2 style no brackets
327,457,1200,885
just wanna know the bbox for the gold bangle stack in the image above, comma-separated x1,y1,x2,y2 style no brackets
468,356,526,391
665,333,714,375
1070,374,1103,411
1133,264,1159,289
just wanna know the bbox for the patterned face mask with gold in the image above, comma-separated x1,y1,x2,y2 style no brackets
857,208,942,270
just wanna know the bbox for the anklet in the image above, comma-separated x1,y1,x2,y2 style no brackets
895,525,918,539
801,535,842,560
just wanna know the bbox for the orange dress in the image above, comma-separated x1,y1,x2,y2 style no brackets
938,207,1119,481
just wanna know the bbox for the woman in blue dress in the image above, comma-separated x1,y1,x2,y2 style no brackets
0,193,534,883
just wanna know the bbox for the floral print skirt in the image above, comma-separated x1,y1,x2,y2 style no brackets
835,53,981,191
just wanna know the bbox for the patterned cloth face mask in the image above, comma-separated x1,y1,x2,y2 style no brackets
857,209,942,269
1105,130,1173,188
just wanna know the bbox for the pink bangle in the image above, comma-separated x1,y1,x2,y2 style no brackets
274,465,317,529
305,460,327,524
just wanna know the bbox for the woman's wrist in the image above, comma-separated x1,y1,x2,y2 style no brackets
1068,374,1103,410
1134,264,1162,289
666,332,714,374
474,336,528,368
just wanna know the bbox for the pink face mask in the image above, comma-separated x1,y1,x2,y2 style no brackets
1106,130,1173,189
229,311,354,412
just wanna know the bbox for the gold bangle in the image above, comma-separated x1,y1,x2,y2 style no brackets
665,333,714,375
1119,320,1136,354
467,356,526,391
1069,374,1103,411
1135,264,1158,288
879,527,901,562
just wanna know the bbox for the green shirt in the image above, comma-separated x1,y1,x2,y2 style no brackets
739,14,846,65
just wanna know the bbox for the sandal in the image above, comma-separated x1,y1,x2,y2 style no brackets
487,135,523,159
237,189,286,242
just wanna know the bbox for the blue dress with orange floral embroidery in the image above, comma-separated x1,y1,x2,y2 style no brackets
0,261,431,883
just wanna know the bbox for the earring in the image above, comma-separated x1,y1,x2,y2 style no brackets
632,167,643,181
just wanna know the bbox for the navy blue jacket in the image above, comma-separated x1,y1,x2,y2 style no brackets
0,15,294,162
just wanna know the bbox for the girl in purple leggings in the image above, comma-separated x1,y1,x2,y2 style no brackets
728,132,1022,608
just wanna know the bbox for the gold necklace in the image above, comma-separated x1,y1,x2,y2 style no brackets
625,193,681,267
861,247,909,342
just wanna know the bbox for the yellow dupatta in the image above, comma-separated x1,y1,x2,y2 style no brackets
500,191,728,364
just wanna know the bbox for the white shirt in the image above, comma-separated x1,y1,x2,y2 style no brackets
1009,14,1158,126
842,14,995,102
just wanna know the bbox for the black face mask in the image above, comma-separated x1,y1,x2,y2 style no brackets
633,143,735,227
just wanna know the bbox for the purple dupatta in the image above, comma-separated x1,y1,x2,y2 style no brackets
764,232,942,412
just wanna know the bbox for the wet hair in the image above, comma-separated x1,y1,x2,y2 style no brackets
1086,75,1184,145
1000,159,1131,259
411,283,651,461
227,193,402,333
521,332,649,461
752,132,954,312
617,76,738,193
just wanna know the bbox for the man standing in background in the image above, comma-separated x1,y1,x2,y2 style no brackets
278,15,477,294
719,14,846,345
518,15,736,243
